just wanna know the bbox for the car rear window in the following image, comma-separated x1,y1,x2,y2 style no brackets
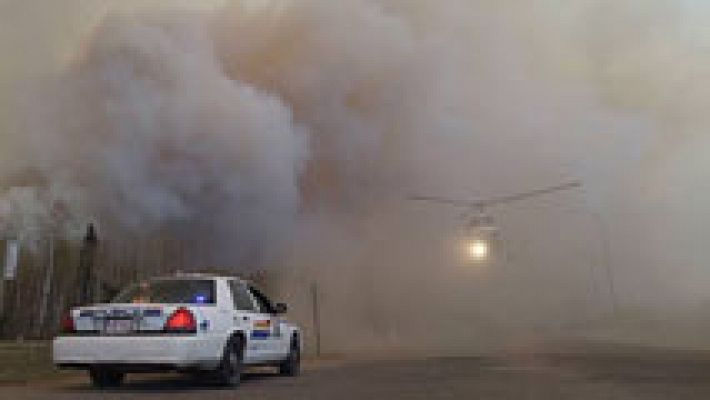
112,279,216,305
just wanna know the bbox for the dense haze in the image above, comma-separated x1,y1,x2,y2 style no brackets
0,0,709,351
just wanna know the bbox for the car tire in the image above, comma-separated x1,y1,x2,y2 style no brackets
88,367,125,389
214,336,243,387
278,337,301,377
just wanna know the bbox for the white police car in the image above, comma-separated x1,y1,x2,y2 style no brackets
53,274,301,388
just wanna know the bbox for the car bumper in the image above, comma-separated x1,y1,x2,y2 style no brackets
53,334,224,370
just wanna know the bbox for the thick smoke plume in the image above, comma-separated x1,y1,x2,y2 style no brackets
1,0,709,351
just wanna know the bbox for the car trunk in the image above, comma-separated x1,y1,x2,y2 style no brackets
71,304,203,335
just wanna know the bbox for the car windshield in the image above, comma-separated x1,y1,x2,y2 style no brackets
112,279,215,305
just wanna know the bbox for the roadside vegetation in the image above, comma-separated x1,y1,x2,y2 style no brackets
0,341,75,384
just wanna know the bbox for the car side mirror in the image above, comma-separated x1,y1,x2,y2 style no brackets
274,302,288,315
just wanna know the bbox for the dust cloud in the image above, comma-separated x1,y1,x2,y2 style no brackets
0,0,709,352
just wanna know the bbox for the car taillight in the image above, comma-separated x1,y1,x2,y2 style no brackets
61,313,75,334
164,308,197,333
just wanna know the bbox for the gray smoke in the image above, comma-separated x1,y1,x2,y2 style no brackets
4,6,309,265
0,0,709,351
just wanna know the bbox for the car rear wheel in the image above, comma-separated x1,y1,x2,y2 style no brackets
279,337,301,376
88,367,125,389
214,336,243,387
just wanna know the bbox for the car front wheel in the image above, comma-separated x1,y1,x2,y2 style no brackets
279,337,301,376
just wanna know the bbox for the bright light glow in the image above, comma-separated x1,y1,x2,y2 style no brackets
467,239,490,261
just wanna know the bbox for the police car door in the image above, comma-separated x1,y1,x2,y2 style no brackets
247,286,284,360
227,280,271,362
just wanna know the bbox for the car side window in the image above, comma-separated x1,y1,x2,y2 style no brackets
248,286,275,314
228,280,257,312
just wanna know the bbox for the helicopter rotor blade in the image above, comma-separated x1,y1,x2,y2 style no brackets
408,180,582,210
477,180,582,208
408,195,481,208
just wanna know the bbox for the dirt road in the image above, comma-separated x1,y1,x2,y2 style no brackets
4,344,710,399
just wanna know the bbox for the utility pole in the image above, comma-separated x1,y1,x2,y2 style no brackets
311,281,321,357
36,237,55,338
589,209,618,316
0,239,5,329
37,202,61,337
78,224,98,305
1,238,19,337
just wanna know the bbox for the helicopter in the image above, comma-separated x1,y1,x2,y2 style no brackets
410,180,582,262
